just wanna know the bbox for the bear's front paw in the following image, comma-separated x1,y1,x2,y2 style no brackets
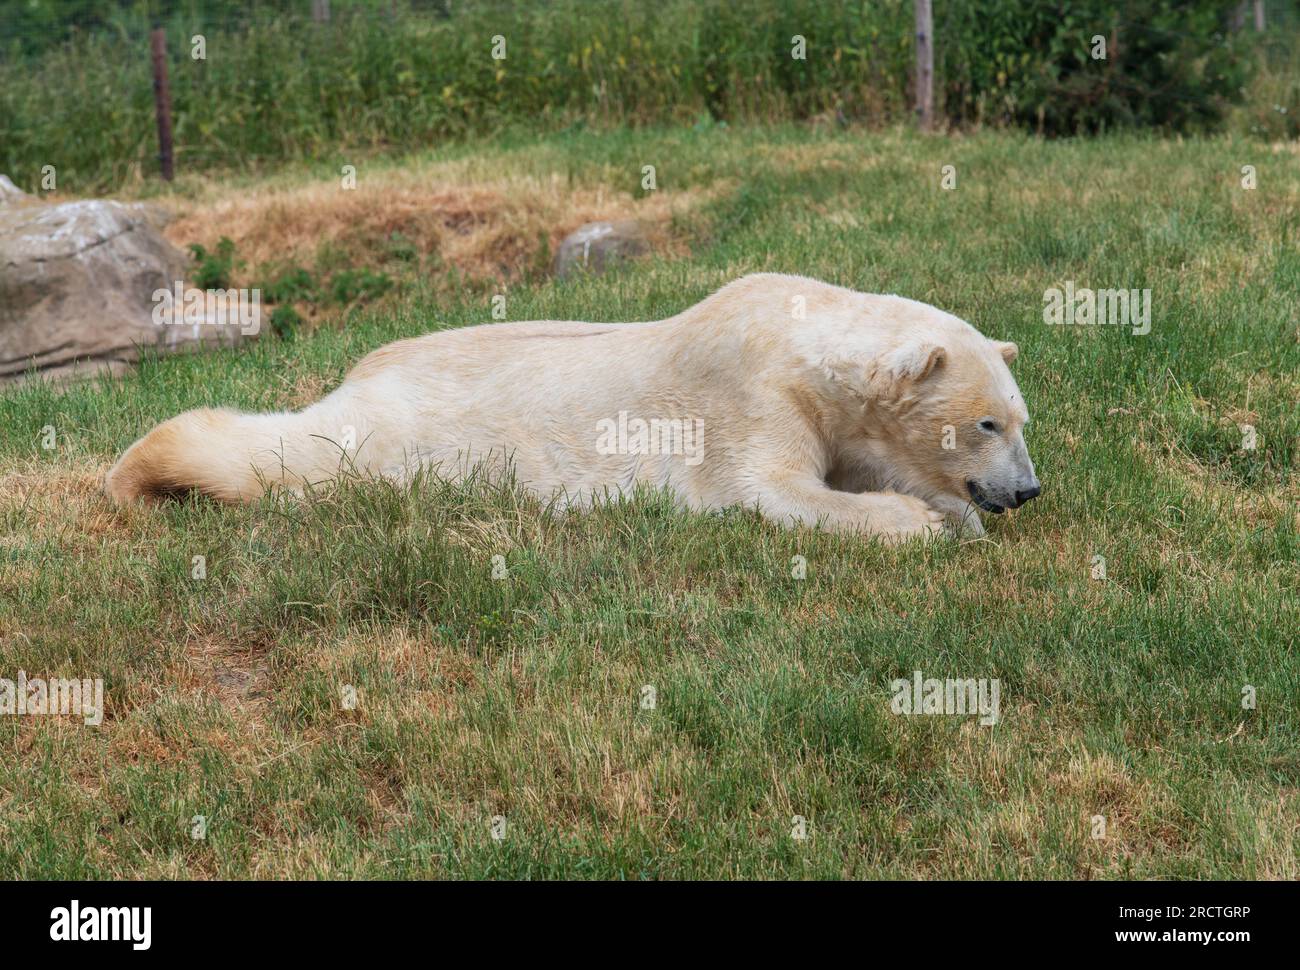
881,494,950,543
929,495,985,538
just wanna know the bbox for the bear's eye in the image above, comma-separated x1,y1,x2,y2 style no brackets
978,419,1000,433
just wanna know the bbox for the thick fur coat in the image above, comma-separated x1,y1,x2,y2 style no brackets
106,274,1040,540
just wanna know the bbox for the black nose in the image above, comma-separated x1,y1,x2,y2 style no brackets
1014,485,1041,506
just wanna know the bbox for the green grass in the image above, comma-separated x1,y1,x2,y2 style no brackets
0,125,1296,879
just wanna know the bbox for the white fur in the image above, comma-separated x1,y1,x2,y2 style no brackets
106,274,1038,542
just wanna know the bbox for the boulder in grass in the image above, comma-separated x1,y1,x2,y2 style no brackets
554,220,649,279
0,180,247,383
0,175,27,206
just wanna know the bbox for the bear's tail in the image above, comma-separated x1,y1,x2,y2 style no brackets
104,404,349,505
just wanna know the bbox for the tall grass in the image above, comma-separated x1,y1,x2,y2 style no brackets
0,0,913,193
1,0,1280,195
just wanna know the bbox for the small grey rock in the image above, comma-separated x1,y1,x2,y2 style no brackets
554,220,648,278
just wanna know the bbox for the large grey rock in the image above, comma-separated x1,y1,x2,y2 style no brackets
554,220,649,278
0,187,244,383
0,175,27,206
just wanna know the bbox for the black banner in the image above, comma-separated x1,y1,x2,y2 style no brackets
0,880,1288,956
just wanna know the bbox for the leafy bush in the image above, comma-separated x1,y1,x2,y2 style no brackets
187,237,238,290
0,0,1269,192
938,1,1253,135
268,304,303,341
330,268,392,305
384,232,418,263
260,266,318,304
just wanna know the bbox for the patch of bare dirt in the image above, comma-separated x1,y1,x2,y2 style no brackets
183,633,272,724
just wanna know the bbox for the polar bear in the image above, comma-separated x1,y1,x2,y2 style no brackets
105,274,1040,541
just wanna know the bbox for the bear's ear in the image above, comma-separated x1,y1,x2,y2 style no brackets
993,340,1019,364
882,340,946,385
822,340,944,404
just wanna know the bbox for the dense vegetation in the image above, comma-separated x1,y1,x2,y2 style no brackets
1,0,1288,193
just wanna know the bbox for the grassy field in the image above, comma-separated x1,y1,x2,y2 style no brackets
0,125,1296,879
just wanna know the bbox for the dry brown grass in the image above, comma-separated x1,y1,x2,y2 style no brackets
162,164,722,290
183,633,273,724
0,462,119,542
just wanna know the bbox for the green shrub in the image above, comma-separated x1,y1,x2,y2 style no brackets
187,237,238,290
938,0,1253,135
261,266,319,304
330,268,393,305
384,232,418,263
268,304,303,341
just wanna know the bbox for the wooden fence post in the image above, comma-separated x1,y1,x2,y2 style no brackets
914,0,934,131
1253,0,1266,31
312,0,331,23
150,27,174,182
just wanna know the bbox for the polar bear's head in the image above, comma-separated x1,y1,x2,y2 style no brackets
819,302,1041,532
868,332,1040,524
